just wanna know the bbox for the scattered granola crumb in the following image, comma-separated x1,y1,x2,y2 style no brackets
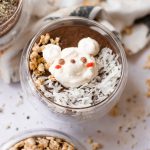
146,79,150,98
0,104,5,113
122,44,133,55
147,113,150,117
83,0,105,6
87,138,103,150
117,140,120,145
131,142,137,149
26,116,30,120
144,55,150,69
125,126,136,133
109,104,120,117
19,95,23,99
87,137,93,144
122,26,133,35
126,98,132,103
123,114,126,118
97,130,102,134
16,127,19,131
142,119,146,123
131,133,135,138
147,91,150,97
11,112,16,115
0,107,3,113
133,94,138,99
126,93,138,104
92,142,103,150
118,126,123,132
6,124,11,130
144,55,150,98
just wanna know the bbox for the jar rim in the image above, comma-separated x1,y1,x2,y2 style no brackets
23,16,128,111
0,128,85,150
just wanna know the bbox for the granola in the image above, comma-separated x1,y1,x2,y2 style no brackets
146,79,150,98
9,136,76,150
29,33,59,77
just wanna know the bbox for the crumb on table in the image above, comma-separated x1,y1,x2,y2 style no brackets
109,104,120,117
146,79,150,97
144,55,150,69
87,137,103,150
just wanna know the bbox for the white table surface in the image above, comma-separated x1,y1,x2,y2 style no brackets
0,47,150,150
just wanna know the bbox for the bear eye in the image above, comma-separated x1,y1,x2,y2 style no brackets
59,59,65,65
70,59,76,64
80,57,87,63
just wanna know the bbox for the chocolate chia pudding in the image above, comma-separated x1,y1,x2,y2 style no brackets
9,136,76,150
28,24,122,109
0,0,22,36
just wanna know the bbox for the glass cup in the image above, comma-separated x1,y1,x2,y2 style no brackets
0,0,31,50
0,129,85,150
20,17,128,123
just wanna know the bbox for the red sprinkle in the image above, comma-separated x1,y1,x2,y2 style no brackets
55,65,61,69
86,62,94,68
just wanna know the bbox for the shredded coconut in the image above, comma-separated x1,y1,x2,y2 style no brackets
32,47,122,108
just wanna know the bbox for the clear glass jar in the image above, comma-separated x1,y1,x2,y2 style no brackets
0,0,31,50
0,129,85,150
20,17,128,123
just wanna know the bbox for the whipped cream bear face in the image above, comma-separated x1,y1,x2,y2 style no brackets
43,37,100,88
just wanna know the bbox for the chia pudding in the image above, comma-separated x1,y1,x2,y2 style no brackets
28,24,122,109
0,0,22,36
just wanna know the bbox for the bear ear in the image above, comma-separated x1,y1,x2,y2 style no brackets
78,37,100,56
43,44,61,65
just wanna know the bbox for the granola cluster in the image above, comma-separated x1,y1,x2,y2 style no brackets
29,33,59,87
144,55,150,97
146,79,150,98
9,136,76,150
109,104,120,117
121,26,133,36
87,138,103,150
144,55,150,69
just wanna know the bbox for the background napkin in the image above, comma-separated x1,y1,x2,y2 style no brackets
0,0,150,83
